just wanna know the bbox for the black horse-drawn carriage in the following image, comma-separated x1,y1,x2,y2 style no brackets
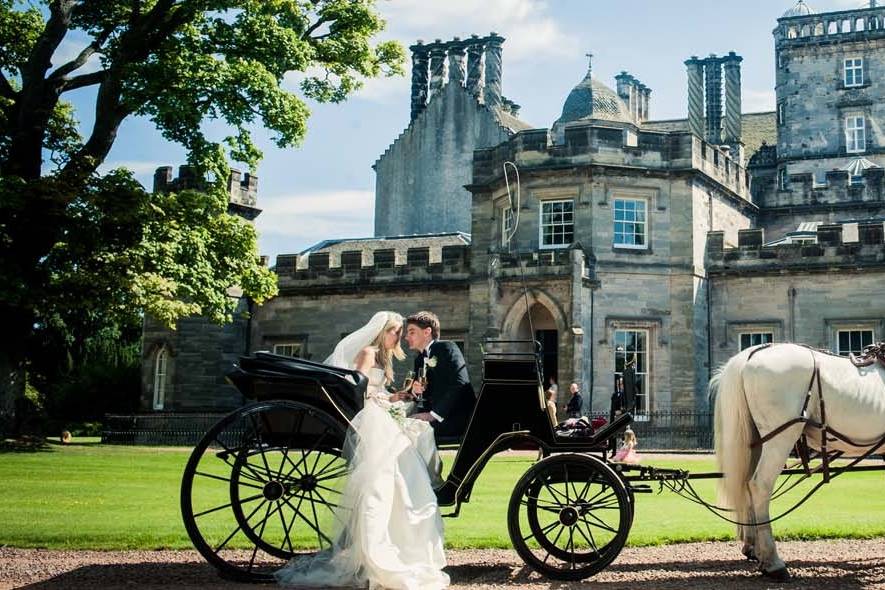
181,340,651,582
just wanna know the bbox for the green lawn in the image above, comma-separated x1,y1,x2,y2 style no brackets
2,442,885,550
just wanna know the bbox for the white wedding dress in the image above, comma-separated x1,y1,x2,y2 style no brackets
276,367,449,590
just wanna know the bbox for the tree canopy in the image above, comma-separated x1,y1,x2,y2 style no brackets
0,0,405,433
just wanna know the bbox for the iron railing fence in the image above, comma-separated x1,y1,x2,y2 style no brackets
103,410,715,450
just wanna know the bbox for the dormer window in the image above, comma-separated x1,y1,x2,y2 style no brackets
844,58,864,87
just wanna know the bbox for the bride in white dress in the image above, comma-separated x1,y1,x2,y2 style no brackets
275,311,449,590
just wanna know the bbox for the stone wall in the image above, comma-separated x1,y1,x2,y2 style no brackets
141,300,250,412
707,222,885,369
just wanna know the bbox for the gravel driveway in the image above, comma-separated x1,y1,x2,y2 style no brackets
4,539,885,589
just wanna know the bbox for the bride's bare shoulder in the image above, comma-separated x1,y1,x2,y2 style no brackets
355,346,378,364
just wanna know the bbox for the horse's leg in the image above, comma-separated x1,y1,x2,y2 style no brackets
747,428,802,581
739,441,761,562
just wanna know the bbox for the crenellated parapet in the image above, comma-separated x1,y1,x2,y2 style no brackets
775,4,885,48
706,221,885,275
153,165,260,219
272,234,471,291
753,166,884,209
472,125,750,199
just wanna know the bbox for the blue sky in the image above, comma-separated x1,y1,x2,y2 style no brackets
56,0,865,264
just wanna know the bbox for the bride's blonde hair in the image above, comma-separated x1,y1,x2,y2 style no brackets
370,313,406,384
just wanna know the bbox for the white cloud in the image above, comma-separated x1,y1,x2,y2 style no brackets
256,189,375,247
743,89,776,112
378,0,578,61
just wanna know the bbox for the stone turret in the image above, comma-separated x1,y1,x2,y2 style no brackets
153,165,260,221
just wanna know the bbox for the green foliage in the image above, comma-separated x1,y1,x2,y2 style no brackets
0,1,403,405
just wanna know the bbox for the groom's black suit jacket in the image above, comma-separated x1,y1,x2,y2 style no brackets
414,340,476,440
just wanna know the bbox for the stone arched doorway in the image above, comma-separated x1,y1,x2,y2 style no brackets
511,302,560,389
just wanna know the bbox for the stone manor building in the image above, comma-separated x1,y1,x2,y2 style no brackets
142,1,885,419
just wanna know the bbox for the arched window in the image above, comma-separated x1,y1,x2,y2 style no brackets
800,24,811,37
813,22,824,36
870,17,880,30
827,21,838,35
842,19,852,33
788,26,799,39
153,347,168,410
855,17,865,31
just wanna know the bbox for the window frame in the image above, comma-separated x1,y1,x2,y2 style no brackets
835,328,874,357
152,347,167,411
845,114,866,154
613,328,650,418
739,331,773,351
612,197,649,250
538,198,575,250
844,57,864,87
273,342,304,358
501,205,514,246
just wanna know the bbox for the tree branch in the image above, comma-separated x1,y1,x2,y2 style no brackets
61,70,108,92
20,0,77,88
0,71,16,100
48,24,114,82
301,17,329,40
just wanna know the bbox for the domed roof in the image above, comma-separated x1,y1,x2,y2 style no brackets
782,0,815,18
555,66,633,127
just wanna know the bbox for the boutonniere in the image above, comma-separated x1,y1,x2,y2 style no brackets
425,356,438,369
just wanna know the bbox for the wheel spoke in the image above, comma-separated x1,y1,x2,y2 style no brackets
574,518,599,553
567,527,576,569
194,493,263,518
314,465,349,483
282,496,334,548
283,430,330,481
580,512,618,534
522,519,558,542
214,439,266,483
195,470,262,490
542,481,569,505
307,489,326,549
520,499,560,514
248,502,273,572
248,413,274,477
276,498,295,553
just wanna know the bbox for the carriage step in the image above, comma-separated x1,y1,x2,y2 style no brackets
629,484,654,494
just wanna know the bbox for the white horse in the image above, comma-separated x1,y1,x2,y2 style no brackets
711,342,885,581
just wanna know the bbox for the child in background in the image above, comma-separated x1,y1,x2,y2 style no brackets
612,427,639,463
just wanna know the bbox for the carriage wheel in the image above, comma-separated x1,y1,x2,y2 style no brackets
181,400,349,582
508,453,632,581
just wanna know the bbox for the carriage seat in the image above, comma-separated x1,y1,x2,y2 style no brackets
229,352,369,401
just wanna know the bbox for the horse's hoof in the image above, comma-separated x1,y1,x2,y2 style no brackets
761,566,792,582
742,548,759,562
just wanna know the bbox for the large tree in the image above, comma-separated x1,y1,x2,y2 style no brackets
0,0,405,434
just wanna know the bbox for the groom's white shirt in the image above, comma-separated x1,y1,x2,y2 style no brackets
423,340,443,423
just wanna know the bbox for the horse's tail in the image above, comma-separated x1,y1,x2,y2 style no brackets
711,351,756,516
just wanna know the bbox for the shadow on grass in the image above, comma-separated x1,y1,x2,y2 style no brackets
14,556,885,589
0,437,53,453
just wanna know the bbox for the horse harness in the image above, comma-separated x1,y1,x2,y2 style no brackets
747,342,885,483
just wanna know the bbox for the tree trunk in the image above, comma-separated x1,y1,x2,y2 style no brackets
0,306,30,438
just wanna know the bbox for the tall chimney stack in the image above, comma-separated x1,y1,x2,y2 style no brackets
483,33,504,110
466,35,485,101
723,51,743,146
447,38,466,86
409,41,429,121
428,40,447,99
704,55,723,144
685,56,705,139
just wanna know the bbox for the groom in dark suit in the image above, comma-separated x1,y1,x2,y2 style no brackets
404,311,475,440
